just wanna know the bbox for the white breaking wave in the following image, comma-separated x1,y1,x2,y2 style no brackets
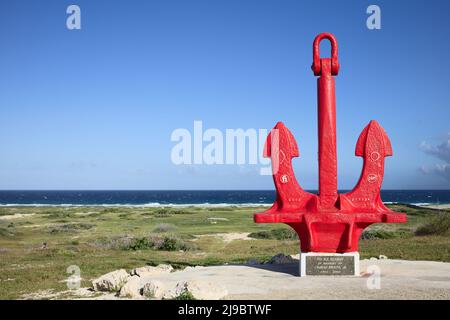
0,202,271,208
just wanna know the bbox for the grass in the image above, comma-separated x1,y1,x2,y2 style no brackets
0,204,448,299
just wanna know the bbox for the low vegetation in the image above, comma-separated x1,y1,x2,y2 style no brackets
0,204,448,299
415,214,450,236
361,229,413,240
249,228,298,240
153,223,177,233
173,289,196,300
48,223,95,234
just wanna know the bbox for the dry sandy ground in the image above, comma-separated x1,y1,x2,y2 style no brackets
26,259,450,300
423,204,450,210
0,213,35,220
193,232,252,243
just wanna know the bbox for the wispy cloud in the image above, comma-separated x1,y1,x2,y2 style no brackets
419,133,450,181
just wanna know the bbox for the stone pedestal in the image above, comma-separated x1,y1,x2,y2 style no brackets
300,252,359,276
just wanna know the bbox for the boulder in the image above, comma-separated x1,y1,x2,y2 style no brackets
132,264,173,276
267,253,295,264
92,269,129,292
119,275,142,299
174,280,227,300
142,280,165,299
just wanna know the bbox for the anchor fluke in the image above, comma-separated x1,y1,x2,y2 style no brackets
263,121,299,158
355,120,392,158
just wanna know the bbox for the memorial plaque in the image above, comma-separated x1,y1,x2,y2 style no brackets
305,255,355,275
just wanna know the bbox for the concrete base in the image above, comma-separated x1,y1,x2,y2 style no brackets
300,252,360,276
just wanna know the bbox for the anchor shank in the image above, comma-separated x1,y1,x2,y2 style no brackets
317,59,338,208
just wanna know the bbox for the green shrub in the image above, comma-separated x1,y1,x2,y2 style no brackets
208,207,236,212
361,229,412,240
0,221,15,237
173,290,196,300
44,211,75,219
154,208,173,218
100,208,121,214
149,234,197,251
249,228,298,240
0,208,11,216
97,233,197,251
0,227,14,237
415,214,450,236
127,237,152,250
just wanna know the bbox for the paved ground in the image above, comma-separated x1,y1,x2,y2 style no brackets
31,259,450,300
146,259,450,300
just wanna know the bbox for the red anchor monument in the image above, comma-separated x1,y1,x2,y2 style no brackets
254,33,407,276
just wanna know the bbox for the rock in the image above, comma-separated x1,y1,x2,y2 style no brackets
183,266,205,272
92,269,129,292
119,275,142,299
174,280,228,300
132,264,173,276
142,280,165,299
379,255,388,260
290,254,300,260
267,253,295,264
246,259,259,265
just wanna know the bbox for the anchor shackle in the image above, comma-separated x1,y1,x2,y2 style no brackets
312,33,339,208
312,32,340,76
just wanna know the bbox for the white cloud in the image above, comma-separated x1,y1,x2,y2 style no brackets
419,133,450,181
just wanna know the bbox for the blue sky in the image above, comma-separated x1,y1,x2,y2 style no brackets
0,0,449,190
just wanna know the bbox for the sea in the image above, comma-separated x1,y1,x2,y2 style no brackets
0,190,449,207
